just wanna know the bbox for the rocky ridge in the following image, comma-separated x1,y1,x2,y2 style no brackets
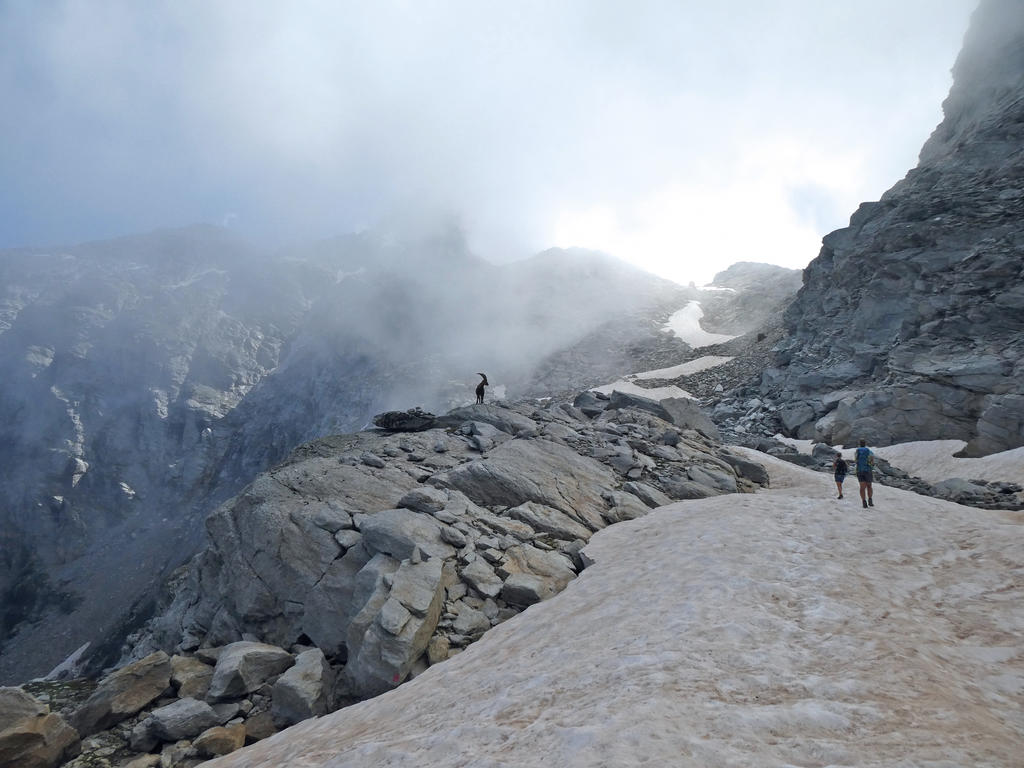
757,0,1024,455
0,391,767,767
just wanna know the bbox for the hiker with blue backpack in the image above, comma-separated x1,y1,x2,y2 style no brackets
855,439,875,508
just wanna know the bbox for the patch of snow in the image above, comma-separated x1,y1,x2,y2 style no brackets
591,380,695,400
772,434,817,454
205,451,1024,768
874,440,1024,487
40,642,91,682
663,301,738,348
25,345,55,374
50,386,85,458
152,388,169,419
773,435,1024,487
698,284,737,293
630,356,734,380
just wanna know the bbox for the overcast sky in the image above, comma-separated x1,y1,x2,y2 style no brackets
0,1,975,284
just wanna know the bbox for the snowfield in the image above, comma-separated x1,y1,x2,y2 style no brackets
590,379,695,400
873,440,1024,487
589,356,732,400
664,301,738,348
630,355,735,380
208,452,1024,768
774,435,1024,487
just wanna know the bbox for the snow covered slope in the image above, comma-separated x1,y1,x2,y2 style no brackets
206,452,1024,767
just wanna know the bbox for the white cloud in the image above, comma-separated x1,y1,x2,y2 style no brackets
0,0,976,281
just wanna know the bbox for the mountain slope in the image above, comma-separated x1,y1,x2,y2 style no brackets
0,229,689,683
761,0,1024,454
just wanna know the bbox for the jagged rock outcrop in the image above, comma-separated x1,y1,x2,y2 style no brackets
761,0,1024,454
10,394,765,766
0,687,79,768
68,651,171,737
125,398,765,701
697,262,803,335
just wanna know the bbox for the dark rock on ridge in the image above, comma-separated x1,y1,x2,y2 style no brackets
760,0,1024,455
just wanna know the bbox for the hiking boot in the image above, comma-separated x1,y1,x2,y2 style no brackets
868,498,874,507
862,500,868,509
837,494,843,499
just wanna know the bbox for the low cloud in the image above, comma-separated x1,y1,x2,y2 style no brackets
0,0,974,283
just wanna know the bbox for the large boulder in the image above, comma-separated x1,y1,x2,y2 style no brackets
460,558,503,599
0,687,79,768
141,697,220,742
440,404,538,436
344,555,445,697
659,397,720,440
170,655,214,700
607,390,673,421
359,508,456,561
271,648,334,726
622,481,673,509
431,439,614,530
206,642,295,701
193,723,246,758
506,502,593,542
70,651,171,736
372,407,439,432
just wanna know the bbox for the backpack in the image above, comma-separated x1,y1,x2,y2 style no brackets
855,447,873,472
835,457,847,474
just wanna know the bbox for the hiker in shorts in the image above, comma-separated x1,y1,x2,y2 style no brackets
855,439,874,508
832,452,847,499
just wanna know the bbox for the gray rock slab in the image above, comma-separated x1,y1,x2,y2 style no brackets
441,405,539,436
501,573,557,607
460,558,503,599
360,508,456,561
271,648,333,727
622,481,673,509
145,697,220,741
507,501,593,542
344,555,445,698
0,687,80,768
171,655,214,700
70,650,171,736
397,487,449,514
659,398,720,440
431,439,614,531
207,642,295,701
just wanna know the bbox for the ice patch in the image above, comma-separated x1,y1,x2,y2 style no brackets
630,356,734,380
591,380,694,400
664,302,738,348
874,440,1024,487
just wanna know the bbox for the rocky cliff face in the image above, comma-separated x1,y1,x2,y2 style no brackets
0,228,694,683
761,0,1024,454
698,262,803,336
